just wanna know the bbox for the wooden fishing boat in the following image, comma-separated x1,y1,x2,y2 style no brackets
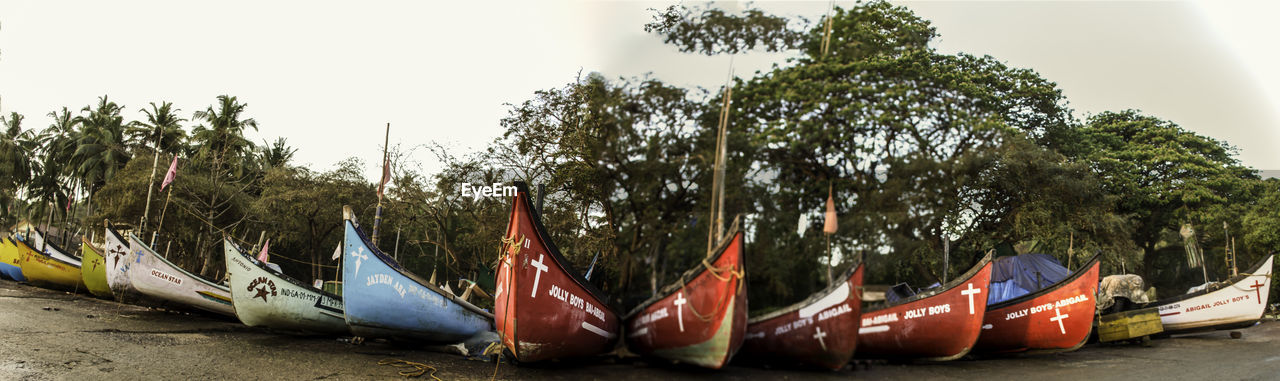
341,205,492,343
856,252,993,361
0,237,26,281
495,182,621,362
14,237,85,292
1151,254,1273,334
225,237,348,335
739,262,864,370
125,234,235,317
623,228,747,369
974,253,1101,353
80,238,114,299
102,224,147,302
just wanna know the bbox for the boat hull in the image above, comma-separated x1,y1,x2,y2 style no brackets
1151,254,1273,333
80,239,114,299
225,238,348,335
624,232,747,369
0,238,26,281
342,213,492,343
975,255,1101,353
740,263,864,370
14,238,85,292
857,255,993,361
495,183,621,362
125,234,235,317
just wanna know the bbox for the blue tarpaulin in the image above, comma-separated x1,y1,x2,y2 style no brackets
987,253,1071,305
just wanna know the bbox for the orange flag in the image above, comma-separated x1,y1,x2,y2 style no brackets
823,184,837,234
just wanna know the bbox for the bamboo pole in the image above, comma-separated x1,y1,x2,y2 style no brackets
140,133,163,233
372,123,390,247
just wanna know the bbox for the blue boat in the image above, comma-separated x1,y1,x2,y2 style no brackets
341,206,493,343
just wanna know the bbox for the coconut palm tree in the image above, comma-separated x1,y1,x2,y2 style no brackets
128,101,187,155
129,101,187,231
192,95,257,178
0,112,37,224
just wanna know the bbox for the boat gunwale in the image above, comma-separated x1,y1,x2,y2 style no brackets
12,235,80,268
748,261,864,324
863,251,994,314
622,226,745,319
127,233,230,293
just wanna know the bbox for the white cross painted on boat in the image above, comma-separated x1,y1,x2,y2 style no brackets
351,247,368,277
813,327,828,351
1050,307,1069,334
494,276,504,299
529,254,548,298
961,283,980,315
674,292,687,332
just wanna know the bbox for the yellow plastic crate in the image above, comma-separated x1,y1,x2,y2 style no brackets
1098,307,1164,342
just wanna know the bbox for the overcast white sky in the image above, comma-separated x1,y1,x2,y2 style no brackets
1,1,1277,183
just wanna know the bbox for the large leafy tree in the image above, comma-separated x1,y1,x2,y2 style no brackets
129,101,188,156
1077,110,1260,288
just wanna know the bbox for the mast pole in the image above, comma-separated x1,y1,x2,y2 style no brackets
372,123,390,247
140,130,163,233
706,58,734,257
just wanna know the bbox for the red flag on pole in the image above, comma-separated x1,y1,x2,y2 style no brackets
160,156,179,190
65,195,73,212
823,185,838,234
377,158,391,196
257,239,270,262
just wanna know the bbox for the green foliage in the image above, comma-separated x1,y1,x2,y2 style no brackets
645,4,806,55
1076,110,1260,285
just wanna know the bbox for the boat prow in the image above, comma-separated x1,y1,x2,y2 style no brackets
125,234,235,317
623,223,747,369
1151,254,1274,334
975,253,1102,354
0,238,26,282
857,251,994,361
13,237,85,292
495,182,621,362
80,238,114,299
225,237,348,335
341,205,493,343
740,262,864,370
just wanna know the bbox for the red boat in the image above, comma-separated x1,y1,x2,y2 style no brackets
495,182,621,362
739,262,864,370
975,253,1101,353
623,229,747,369
856,252,993,361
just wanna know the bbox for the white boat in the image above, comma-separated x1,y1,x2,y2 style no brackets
103,225,141,301
124,233,235,317
1152,254,1273,333
224,237,347,335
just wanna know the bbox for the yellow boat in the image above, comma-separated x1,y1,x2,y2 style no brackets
0,238,27,281
80,238,113,298
15,237,86,292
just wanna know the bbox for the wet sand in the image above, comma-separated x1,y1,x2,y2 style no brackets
2,279,1277,380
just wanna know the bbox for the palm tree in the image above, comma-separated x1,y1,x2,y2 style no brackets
129,101,186,231
73,96,132,225
192,95,257,178
128,101,187,155
0,112,37,224
257,137,297,171
190,95,257,276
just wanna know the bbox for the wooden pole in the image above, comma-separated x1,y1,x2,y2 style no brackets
706,59,734,258
140,134,163,233
154,186,174,246
372,123,390,247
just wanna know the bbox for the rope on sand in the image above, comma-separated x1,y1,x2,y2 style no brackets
377,358,442,380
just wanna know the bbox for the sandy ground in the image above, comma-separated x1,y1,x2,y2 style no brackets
2,278,1278,380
